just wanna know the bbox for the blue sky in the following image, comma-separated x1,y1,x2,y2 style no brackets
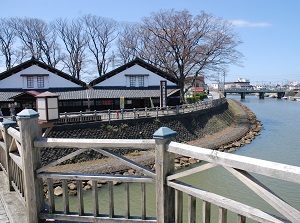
2,0,300,84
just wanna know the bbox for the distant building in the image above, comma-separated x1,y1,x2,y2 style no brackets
184,76,206,95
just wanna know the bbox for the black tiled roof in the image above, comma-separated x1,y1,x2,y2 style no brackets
0,87,179,101
0,91,22,101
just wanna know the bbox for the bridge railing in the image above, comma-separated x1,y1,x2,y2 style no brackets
56,97,226,124
0,120,25,203
1,109,300,223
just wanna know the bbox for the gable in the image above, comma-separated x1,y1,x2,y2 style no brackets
89,57,178,87
93,64,177,88
0,63,85,90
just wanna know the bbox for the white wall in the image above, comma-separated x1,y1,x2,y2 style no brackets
0,65,82,89
95,64,177,87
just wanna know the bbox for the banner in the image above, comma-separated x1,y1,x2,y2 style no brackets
120,96,125,109
150,97,154,108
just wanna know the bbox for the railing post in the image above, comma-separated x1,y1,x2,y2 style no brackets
80,111,83,122
133,108,136,119
153,127,177,223
121,108,124,120
145,107,148,117
94,110,97,120
176,105,179,115
156,106,159,118
64,112,67,124
108,109,111,123
2,120,17,191
17,109,45,223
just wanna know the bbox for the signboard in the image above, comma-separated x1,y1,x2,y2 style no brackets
120,96,125,109
160,80,167,108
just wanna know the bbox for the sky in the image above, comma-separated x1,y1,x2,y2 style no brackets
1,0,300,85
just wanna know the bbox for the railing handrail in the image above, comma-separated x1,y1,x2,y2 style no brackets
2,106,299,223
57,97,226,124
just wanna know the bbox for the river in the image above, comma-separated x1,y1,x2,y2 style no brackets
54,95,300,222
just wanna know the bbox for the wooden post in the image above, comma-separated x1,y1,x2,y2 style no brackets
121,108,124,120
64,112,67,124
17,109,45,223
2,120,17,191
153,127,177,223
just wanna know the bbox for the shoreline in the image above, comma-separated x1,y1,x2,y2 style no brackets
48,99,262,175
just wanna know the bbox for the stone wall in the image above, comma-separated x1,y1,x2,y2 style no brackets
42,102,235,165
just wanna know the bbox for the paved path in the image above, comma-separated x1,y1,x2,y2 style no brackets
0,198,9,223
0,178,9,223
0,171,27,223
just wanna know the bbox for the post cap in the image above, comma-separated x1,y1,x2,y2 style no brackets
1,119,17,127
153,127,177,139
17,109,39,119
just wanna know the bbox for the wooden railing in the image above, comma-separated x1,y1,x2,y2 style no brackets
0,120,25,203
1,108,300,223
57,97,227,124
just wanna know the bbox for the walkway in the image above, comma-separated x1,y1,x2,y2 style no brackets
0,171,26,223
0,195,9,223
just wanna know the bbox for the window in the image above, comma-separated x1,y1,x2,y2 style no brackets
138,76,144,87
37,76,44,88
27,76,34,88
130,76,136,87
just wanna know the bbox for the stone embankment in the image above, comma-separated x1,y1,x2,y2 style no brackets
44,99,262,197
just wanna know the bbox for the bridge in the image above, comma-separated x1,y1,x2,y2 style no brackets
1,106,300,223
224,89,286,99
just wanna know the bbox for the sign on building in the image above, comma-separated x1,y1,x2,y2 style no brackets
160,80,167,108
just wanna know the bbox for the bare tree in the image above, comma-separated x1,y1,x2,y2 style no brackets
9,17,63,67
54,18,88,79
139,9,243,102
82,15,118,76
116,22,140,64
0,18,17,70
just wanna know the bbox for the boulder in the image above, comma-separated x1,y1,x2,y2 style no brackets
68,183,77,190
69,190,77,196
87,180,93,186
54,186,63,196
189,158,198,164
83,185,92,190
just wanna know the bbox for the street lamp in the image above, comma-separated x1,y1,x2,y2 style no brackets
35,91,59,123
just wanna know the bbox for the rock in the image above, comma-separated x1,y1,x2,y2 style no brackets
228,148,236,153
83,185,92,190
97,180,107,184
87,180,93,186
189,158,198,164
232,142,241,147
69,190,77,196
128,169,135,175
175,163,182,168
113,181,121,185
97,183,102,188
54,186,63,196
180,157,189,162
68,183,77,190
245,139,252,144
